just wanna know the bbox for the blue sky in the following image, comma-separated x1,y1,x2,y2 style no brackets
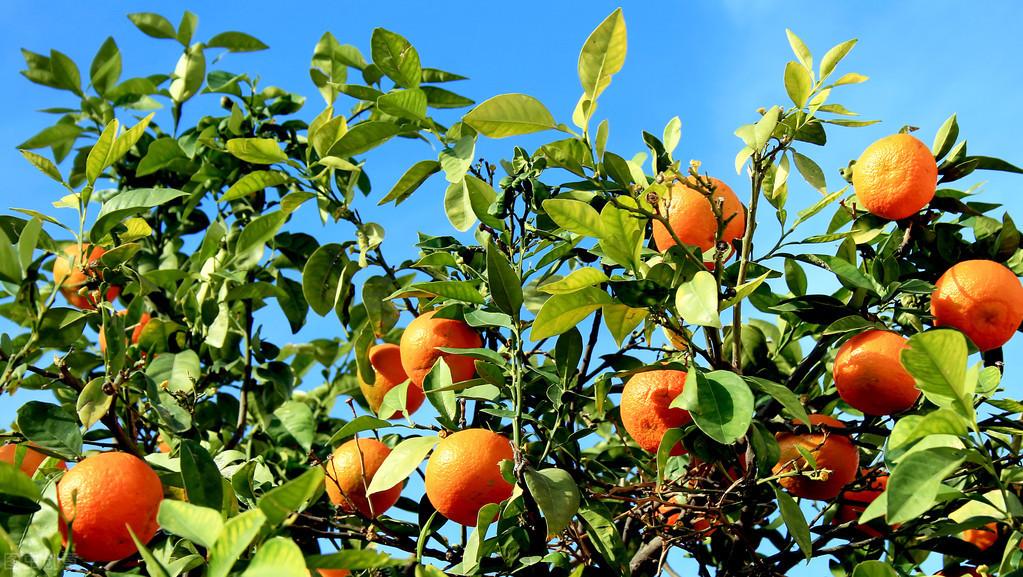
2,1,1023,574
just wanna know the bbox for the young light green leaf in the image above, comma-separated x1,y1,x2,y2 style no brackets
784,61,813,108
222,171,290,202
886,446,965,524
819,39,857,82
464,94,557,138
208,509,268,577
157,500,224,549
531,287,612,340
602,304,646,346
901,329,974,425
76,377,111,431
598,201,644,271
366,436,439,495
675,271,721,328
785,29,813,71
226,138,288,164
327,121,401,158
662,116,681,158
540,268,608,295
444,180,475,232
543,198,603,237
578,8,627,101
258,466,325,526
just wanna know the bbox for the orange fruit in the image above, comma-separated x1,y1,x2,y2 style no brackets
660,499,717,535
99,311,152,355
57,451,163,562
359,343,425,419
962,522,999,552
620,369,692,455
400,310,482,386
156,435,171,453
52,244,121,310
652,177,746,264
310,570,351,577
324,438,402,518
425,428,514,526
834,469,888,537
0,443,66,476
937,569,982,577
852,133,937,220
774,415,859,501
931,260,1023,351
833,330,920,416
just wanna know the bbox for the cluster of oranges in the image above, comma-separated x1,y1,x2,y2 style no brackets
627,132,1023,542
327,310,515,527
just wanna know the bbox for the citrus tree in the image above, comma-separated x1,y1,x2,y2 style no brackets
3,8,1023,577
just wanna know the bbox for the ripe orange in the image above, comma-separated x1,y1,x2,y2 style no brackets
425,428,514,526
620,369,692,455
324,438,402,518
310,570,351,577
852,133,937,220
52,244,121,310
359,343,425,419
0,443,66,476
660,499,717,535
399,310,482,386
652,177,746,264
833,330,920,416
57,451,163,562
774,415,859,501
99,311,152,355
931,260,1023,351
962,522,999,552
834,469,888,537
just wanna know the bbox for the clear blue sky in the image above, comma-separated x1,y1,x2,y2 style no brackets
2,1,1023,574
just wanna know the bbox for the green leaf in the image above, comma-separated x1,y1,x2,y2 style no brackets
128,526,171,577
791,151,827,194
145,350,200,393
543,198,603,237
20,149,63,182
773,484,812,559
819,39,857,82
422,85,474,109
226,138,287,164
208,31,269,52
157,500,223,549
16,401,81,458
423,359,458,426
307,550,405,571
886,446,964,524
464,94,557,138
208,509,268,577
531,287,611,340
465,174,503,229
793,187,846,228
851,561,898,577
598,201,644,271
675,271,721,328
363,275,400,336
327,121,401,158
327,416,392,447
180,440,224,510
578,8,627,102
784,61,813,108
444,180,475,232
18,123,81,150
746,377,810,425
371,28,421,88
524,468,581,534
662,116,681,158
90,37,122,96
76,377,112,431
379,160,441,206
785,29,813,71
258,467,325,526
540,268,608,294
377,89,427,120
303,244,351,316
127,13,177,39
274,401,315,451
901,329,974,424
0,229,21,284
655,428,685,487
90,188,189,242
242,537,305,577
682,370,754,445
366,435,438,495
602,304,646,346
389,280,485,305
169,43,205,103
487,241,523,317
0,460,42,504
137,137,188,176
49,50,81,95
222,171,290,202
440,136,476,183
